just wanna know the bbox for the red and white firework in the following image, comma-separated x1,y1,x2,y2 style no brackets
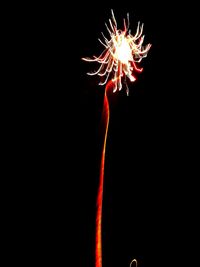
82,9,151,95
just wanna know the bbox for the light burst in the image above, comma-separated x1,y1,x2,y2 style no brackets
82,9,151,95
82,9,151,267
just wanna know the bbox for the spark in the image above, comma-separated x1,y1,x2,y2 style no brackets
82,9,151,95
130,259,138,267
82,10,151,267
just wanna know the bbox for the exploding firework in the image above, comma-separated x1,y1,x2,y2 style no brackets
82,9,151,95
82,9,151,267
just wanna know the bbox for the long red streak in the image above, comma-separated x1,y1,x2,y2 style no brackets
96,81,112,267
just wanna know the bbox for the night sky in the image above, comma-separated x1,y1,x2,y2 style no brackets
33,3,199,267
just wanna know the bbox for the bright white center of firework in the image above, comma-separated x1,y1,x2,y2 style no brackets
113,35,132,64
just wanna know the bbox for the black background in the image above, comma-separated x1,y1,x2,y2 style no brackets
28,2,199,267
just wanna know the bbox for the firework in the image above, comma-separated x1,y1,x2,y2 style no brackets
82,9,151,267
82,9,151,95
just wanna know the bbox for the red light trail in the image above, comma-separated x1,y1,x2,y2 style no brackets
82,9,151,267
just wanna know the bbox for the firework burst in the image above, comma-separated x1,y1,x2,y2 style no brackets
82,9,151,95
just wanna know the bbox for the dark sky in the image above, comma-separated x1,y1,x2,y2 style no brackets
35,3,198,267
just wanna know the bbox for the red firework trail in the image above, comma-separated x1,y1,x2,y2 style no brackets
96,80,112,267
82,10,151,267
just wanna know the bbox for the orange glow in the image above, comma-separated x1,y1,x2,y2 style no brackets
82,9,151,95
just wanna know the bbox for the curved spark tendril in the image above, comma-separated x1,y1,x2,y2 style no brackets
82,10,151,267
130,259,138,267
82,9,151,95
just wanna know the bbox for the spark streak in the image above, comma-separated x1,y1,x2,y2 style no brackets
82,10,151,267
82,9,151,95
96,85,110,267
